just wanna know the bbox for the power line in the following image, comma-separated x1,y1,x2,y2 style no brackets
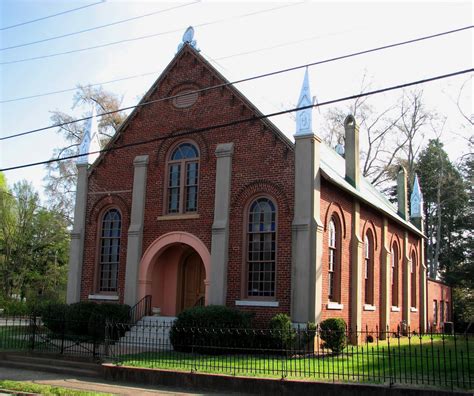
0,2,199,51
0,3,303,65
0,1,105,31
1,25,472,141
1,68,472,172
2,25,471,104
0,28,357,104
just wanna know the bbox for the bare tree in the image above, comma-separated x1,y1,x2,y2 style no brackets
44,85,126,221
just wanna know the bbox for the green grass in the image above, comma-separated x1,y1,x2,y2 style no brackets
0,326,31,350
0,380,112,396
114,335,473,390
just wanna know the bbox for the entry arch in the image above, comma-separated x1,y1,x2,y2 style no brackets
138,231,211,306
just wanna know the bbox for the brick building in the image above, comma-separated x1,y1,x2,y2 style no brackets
67,31,449,335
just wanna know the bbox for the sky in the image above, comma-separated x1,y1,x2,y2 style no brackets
0,1,472,202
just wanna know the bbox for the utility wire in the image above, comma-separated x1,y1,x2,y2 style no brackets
1,25,472,141
0,28,358,104
0,1,105,31
1,68,472,172
0,3,303,65
0,1,199,51
1,25,471,104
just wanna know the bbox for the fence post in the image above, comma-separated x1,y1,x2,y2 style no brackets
29,315,36,351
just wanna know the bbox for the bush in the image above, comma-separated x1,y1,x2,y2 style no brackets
40,303,68,334
1,300,29,316
319,318,346,354
269,313,295,350
40,301,130,340
170,305,254,353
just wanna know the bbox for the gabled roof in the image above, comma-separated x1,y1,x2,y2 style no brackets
89,41,423,237
320,144,424,237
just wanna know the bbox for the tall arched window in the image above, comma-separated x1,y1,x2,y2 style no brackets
247,197,276,298
411,251,417,308
391,242,399,307
364,231,374,305
167,142,199,214
328,217,340,302
99,209,121,292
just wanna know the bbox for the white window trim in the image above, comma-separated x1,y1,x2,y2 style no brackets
327,302,343,310
363,304,376,311
235,300,279,307
88,294,119,301
391,306,400,312
410,307,418,312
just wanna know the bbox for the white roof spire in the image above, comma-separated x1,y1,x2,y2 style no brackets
295,67,314,137
177,26,199,52
77,106,101,165
410,173,424,218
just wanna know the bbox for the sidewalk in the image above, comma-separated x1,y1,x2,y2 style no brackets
0,366,237,396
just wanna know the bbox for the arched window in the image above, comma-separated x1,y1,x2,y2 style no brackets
391,242,399,307
411,251,417,308
167,142,199,214
364,231,374,305
328,217,341,302
99,209,121,292
246,197,276,298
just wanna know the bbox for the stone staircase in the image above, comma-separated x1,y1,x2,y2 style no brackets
116,316,176,351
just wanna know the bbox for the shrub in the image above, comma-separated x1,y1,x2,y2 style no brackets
40,303,68,334
2,300,29,316
65,302,97,336
269,313,295,350
319,318,346,354
88,303,130,340
170,305,254,353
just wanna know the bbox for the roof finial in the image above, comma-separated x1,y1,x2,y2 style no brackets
295,67,314,137
77,106,101,165
177,26,199,52
410,174,424,218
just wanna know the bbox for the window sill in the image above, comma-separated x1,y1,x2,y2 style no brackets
410,307,418,312
327,302,343,310
391,306,400,312
157,213,200,221
88,294,119,301
235,300,279,308
363,304,376,311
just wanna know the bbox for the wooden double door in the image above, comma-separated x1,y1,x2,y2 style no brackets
180,252,205,312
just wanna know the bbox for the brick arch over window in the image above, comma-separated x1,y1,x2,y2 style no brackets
88,194,130,226
323,202,347,239
362,219,379,251
390,236,402,307
230,180,290,215
156,131,209,163
410,248,418,309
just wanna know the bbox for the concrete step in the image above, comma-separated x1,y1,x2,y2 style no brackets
0,354,102,378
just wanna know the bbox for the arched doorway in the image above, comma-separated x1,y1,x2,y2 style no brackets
138,232,210,316
180,252,205,312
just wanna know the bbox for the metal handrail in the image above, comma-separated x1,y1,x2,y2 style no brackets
128,294,152,325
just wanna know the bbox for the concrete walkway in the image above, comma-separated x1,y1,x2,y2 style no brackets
0,367,239,395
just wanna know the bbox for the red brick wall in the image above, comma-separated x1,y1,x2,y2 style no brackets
79,46,424,330
427,279,452,332
80,47,294,322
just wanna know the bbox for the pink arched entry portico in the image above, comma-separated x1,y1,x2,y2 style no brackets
138,232,210,316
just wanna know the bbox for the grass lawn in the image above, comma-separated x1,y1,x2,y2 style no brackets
0,380,112,396
114,335,473,390
0,326,31,350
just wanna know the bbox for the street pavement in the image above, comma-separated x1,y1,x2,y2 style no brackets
0,366,242,395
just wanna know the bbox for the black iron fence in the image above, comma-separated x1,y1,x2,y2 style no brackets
1,314,472,391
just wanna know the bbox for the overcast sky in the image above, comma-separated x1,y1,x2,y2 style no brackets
1,1,472,200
